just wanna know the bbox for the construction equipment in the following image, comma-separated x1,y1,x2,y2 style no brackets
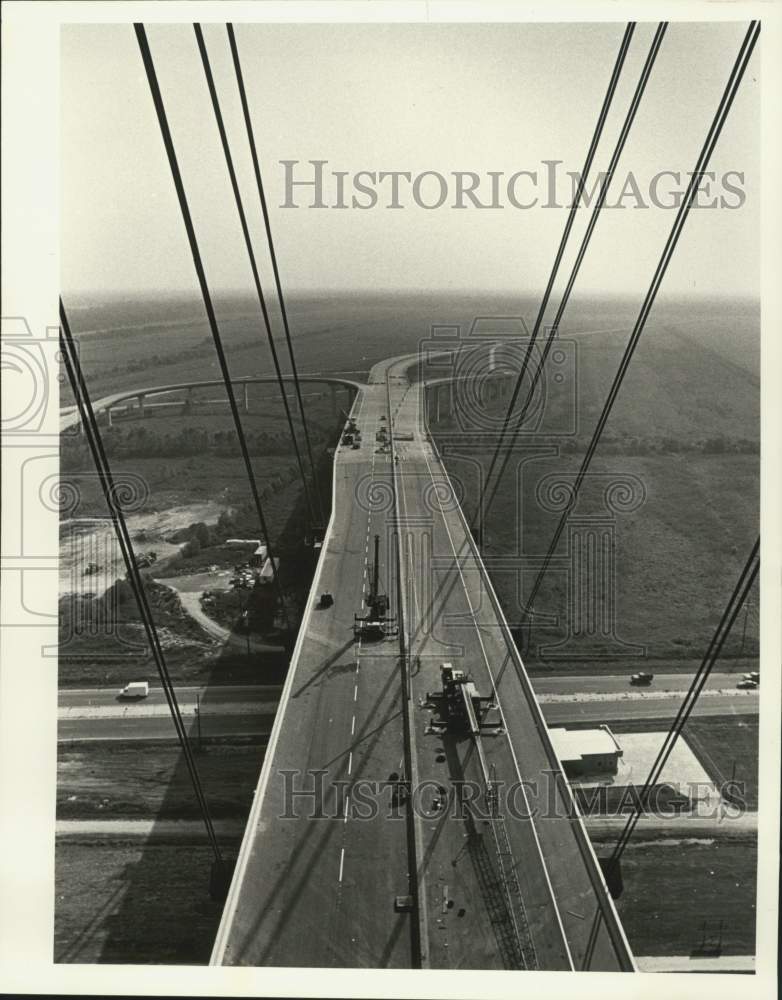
354,534,397,640
425,663,500,735
423,663,535,968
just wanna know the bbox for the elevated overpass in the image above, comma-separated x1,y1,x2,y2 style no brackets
59,373,364,434
209,351,635,971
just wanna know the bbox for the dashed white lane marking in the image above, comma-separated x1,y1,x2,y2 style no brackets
343,794,350,823
353,684,358,701
351,715,356,736
338,847,345,882
348,751,353,775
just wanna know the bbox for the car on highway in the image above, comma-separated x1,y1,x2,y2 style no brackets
630,672,654,686
119,681,150,699
736,678,758,690
742,671,759,683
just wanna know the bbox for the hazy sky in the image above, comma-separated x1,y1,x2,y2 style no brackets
61,21,759,300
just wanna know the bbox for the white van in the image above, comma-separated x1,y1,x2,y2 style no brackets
119,681,150,699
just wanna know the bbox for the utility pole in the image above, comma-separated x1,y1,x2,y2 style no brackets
241,609,251,656
739,600,752,656
195,693,202,752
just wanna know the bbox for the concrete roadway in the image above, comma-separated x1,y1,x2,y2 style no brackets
212,355,632,971
59,373,364,433
57,670,756,709
384,359,631,971
210,380,415,968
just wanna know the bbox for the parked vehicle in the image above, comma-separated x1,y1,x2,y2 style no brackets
630,672,654,686
119,681,149,699
318,593,334,609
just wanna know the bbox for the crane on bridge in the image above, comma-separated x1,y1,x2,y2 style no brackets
354,534,398,640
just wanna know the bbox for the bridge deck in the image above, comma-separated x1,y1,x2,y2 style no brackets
210,354,634,970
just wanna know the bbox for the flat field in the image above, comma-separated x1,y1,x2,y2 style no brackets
594,835,757,957
55,839,235,964
57,738,267,820
431,310,759,668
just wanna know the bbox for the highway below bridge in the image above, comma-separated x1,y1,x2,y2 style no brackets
57,678,759,742
204,353,638,971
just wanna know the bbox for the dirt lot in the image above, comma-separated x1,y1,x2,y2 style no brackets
57,738,267,820
55,839,238,964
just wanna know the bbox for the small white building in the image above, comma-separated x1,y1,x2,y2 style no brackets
549,725,623,779
250,543,268,568
259,556,279,584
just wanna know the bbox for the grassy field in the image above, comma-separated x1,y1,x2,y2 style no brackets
57,739,267,820
432,318,759,669
55,839,237,964
687,716,759,810
592,835,757,957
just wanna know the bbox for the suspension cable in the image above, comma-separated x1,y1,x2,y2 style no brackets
227,22,324,525
193,23,317,528
60,298,224,867
134,23,289,626
475,22,636,533
479,22,668,525
522,20,759,624
609,537,759,864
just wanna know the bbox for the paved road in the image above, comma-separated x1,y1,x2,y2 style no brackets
58,684,282,710
57,682,757,741
210,354,637,972
532,672,757,695
57,714,276,742
388,362,631,971
57,671,755,706
208,378,417,970
60,373,364,432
